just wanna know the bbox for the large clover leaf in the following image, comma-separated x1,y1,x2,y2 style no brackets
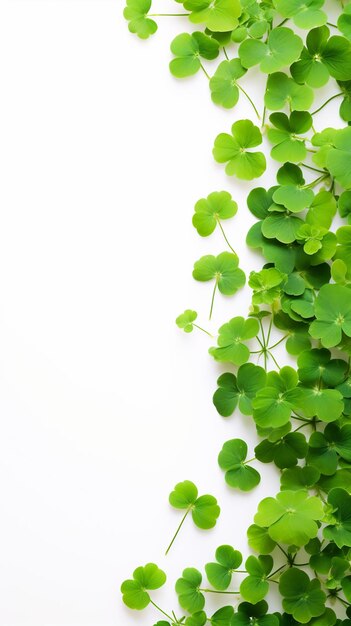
252,367,299,429
170,32,219,78
291,27,351,87
239,28,303,74
268,112,312,163
279,569,326,623
309,284,351,348
240,556,273,603
255,432,308,470
218,439,261,491
210,59,247,109
324,488,351,548
213,120,266,180
254,490,324,546
176,568,205,613
169,480,220,529
205,545,242,590
184,0,242,32
209,317,260,366
265,73,314,111
121,563,166,609
123,0,157,39
192,191,237,236
213,364,266,417
273,0,327,29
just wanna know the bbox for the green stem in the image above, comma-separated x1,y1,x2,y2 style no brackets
301,163,326,175
268,564,287,579
217,220,237,254
262,105,267,128
238,84,261,120
209,279,218,320
303,174,329,189
200,62,210,80
165,507,191,555
149,13,190,16
200,589,240,595
223,47,229,61
267,318,273,345
268,334,289,350
150,600,175,621
277,544,289,558
268,350,280,370
193,323,214,338
326,22,338,28
244,457,256,464
311,93,343,116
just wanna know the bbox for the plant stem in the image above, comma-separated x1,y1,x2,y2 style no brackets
165,507,191,555
276,18,289,27
268,564,287,579
269,350,280,370
277,544,289,558
327,22,338,28
223,47,229,60
268,334,289,350
149,13,190,16
200,63,210,80
301,163,326,175
217,219,237,255
193,323,214,337
199,588,240,594
209,279,218,320
311,93,343,116
262,105,267,128
303,174,329,189
150,600,174,621
238,84,261,119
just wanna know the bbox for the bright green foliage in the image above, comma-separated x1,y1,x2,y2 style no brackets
121,564,166,609
309,284,351,348
184,0,242,32
123,0,157,38
240,555,273,603
211,606,235,626
205,545,242,590
291,27,351,87
265,73,314,111
252,367,299,429
280,466,320,491
170,32,219,78
233,601,279,626
247,524,276,554
213,364,266,417
249,268,285,305
255,432,308,470
324,127,351,189
169,480,220,529
176,310,198,333
239,28,303,74
273,163,314,213
210,59,247,108
192,191,237,236
193,253,245,295
279,569,326,623
268,112,312,163
218,439,260,491
213,120,266,180
338,4,351,40
209,317,260,365
254,490,324,546
176,568,205,613
273,0,327,29
324,488,351,548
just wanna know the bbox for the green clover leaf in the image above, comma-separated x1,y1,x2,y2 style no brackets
239,28,303,74
210,59,247,109
123,0,157,39
121,563,166,610
309,284,351,348
297,348,348,387
233,601,279,626
205,545,243,590
213,364,266,417
249,268,286,306
252,367,299,429
247,524,277,554
185,612,208,626
240,556,273,603
176,568,205,614
254,490,324,546
213,119,266,180
184,0,242,32
279,569,326,623
176,310,198,333
325,127,351,190
265,73,314,111
170,32,219,78
192,191,238,237
211,606,235,626
324,488,351,548
280,466,321,492
218,439,261,491
291,27,351,87
209,316,260,366
273,0,327,29
255,432,308,470
169,480,220,529
193,252,245,318
338,4,351,40
268,112,312,164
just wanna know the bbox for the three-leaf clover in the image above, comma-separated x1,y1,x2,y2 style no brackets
193,252,245,318
252,367,299,429
176,310,198,333
239,28,303,74
213,120,266,180
123,0,157,39
209,317,260,366
268,112,312,163
233,601,279,626
176,568,205,613
309,284,351,348
249,268,285,306
218,439,260,491
273,0,327,29
170,32,219,78
324,488,351,548
240,556,273,603
205,545,243,590
255,432,308,470
184,0,242,32
291,27,351,87
265,73,314,111
192,191,238,238
213,364,266,417
121,563,166,609
272,163,314,212
279,569,326,623
210,59,247,109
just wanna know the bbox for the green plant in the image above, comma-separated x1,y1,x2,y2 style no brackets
122,1,351,625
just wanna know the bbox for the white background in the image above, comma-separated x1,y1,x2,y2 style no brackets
0,1,341,625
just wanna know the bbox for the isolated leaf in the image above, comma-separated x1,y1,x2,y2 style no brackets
205,545,242,590
176,568,205,613
213,120,266,179
218,439,260,491
170,32,219,78
193,191,238,236
123,0,157,38
240,556,273,603
176,310,198,333
121,564,166,610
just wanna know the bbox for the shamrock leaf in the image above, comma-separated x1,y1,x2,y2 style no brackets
338,4,351,41
324,488,351,548
297,348,348,387
306,190,337,230
210,59,247,109
192,191,238,237
268,112,312,164
205,545,242,590
176,310,198,333
249,268,286,305
213,364,267,417
279,569,326,623
185,613,208,626
233,601,279,626
209,317,260,366
121,563,166,610
170,32,219,78
252,367,299,429
273,0,327,29
169,480,220,529
280,466,321,492
123,0,157,39
272,163,314,213
325,127,351,190
265,73,314,111
218,439,261,491
239,28,303,74
240,556,273,603
193,252,245,318
247,525,277,555
254,490,324,546
213,119,266,180
184,0,242,32
335,226,351,266
211,606,235,626
176,568,205,614
255,432,308,470
297,224,330,255
309,284,351,348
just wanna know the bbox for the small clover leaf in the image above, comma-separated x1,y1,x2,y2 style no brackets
240,556,273,603
170,32,219,78
193,252,245,318
209,316,260,366
218,439,260,491
213,364,267,417
268,112,312,164
213,120,266,180
176,310,198,333
121,563,166,610
273,0,327,29
205,545,243,590
210,59,247,109
309,284,351,348
247,524,277,555
192,191,238,237
176,568,205,614
324,488,351,548
254,490,324,546
123,0,157,39
249,268,286,306
265,73,314,112
184,0,242,32
239,28,303,74
279,569,326,623
252,367,299,429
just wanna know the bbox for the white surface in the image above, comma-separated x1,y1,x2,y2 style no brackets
0,2,341,625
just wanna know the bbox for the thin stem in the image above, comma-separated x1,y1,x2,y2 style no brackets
267,318,273,346
268,334,289,350
223,47,229,61
276,18,289,27
209,279,218,320
293,422,311,433
217,219,237,254
149,13,190,16
200,62,210,80
150,600,174,622
326,22,338,28
303,174,329,189
311,93,343,116
238,84,261,120
268,564,287,579
268,350,280,370
301,163,326,175
193,323,214,338
165,507,191,555
244,457,256,464
262,105,267,128
277,544,289,558
200,589,240,595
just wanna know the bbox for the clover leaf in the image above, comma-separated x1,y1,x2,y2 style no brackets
205,545,243,590
211,606,235,626
240,556,273,603
268,112,312,164
252,367,299,429
184,0,242,32
265,73,314,111
121,563,166,610
170,32,219,78
233,601,279,626
192,191,238,237
279,569,326,623
273,0,327,29
338,4,351,41
213,119,266,180
213,364,266,417
210,59,247,109
297,348,348,387
247,525,277,555
169,480,220,528
239,28,303,74
325,127,351,190
193,252,245,318
324,488,351,548
218,439,260,491
309,284,351,348
176,310,198,333
209,317,260,366
123,0,157,39
254,490,324,546
280,466,321,492
249,268,286,305
176,568,205,614
255,432,308,470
